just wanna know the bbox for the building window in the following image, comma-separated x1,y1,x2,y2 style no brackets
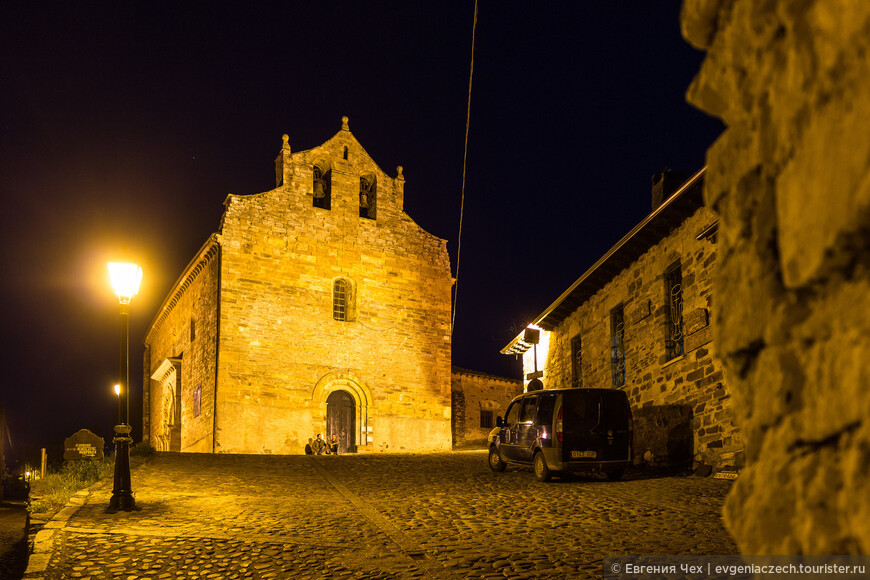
570,334,582,387
193,384,202,418
333,278,350,321
665,261,684,360
313,165,331,209
359,175,376,220
480,410,494,429
610,305,626,388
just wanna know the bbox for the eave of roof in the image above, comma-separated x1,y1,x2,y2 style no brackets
143,234,221,345
500,167,706,353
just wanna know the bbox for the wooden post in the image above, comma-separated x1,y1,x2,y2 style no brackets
41,447,47,479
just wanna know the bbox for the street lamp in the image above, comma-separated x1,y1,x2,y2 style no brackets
107,262,142,513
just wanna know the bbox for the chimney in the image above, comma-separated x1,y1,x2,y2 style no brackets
651,170,686,210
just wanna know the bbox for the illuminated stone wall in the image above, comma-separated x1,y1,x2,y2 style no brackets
683,0,870,553
451,367,523,447
213,118,453,454
525,205,742,469
144,241,220,453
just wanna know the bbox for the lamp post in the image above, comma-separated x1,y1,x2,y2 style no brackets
107,262,142,513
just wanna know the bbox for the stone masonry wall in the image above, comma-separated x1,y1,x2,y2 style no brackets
144,240,220,453
526,206,742,469
683,0,870,553
451,367,523,447
215,120,453,454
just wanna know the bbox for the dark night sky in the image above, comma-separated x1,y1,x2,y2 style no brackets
0,2,723,465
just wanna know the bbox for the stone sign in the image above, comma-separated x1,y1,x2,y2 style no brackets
631,300,651,324
685,308,709,336
63,429,105,460
685,325,713,353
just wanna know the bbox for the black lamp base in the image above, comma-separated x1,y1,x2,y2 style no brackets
106,424,135,513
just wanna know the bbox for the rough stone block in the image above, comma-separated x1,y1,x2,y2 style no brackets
685,326,713,352
684,0,870,554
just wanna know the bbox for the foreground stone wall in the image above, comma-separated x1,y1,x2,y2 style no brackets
683,0,870,553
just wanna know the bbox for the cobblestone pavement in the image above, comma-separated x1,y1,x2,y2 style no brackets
26,451,738,579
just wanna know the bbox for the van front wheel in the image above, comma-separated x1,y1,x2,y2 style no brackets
489,447,507,472
533,451,552,482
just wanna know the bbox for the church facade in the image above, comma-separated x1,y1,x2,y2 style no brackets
143,117,454,454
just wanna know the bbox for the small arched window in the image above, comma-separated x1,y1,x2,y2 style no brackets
333,278,349,321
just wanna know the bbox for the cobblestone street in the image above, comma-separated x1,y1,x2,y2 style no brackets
27,451,738,579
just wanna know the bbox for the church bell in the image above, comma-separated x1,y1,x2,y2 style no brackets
313,175,326,199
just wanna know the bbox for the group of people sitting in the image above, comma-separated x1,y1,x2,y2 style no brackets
305,433,339,455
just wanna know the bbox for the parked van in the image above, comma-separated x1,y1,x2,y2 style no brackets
488,388,633,482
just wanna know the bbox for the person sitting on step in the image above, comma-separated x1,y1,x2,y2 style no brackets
312,433,327,455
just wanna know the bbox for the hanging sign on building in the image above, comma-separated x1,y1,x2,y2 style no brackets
63,429,105,460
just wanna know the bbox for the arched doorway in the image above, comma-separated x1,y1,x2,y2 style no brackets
326,390,356,453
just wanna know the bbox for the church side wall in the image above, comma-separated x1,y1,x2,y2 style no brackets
526,207,742,469
144,245,220,453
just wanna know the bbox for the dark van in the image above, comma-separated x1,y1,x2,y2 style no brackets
488,388,633,482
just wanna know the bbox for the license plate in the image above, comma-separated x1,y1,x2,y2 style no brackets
571,450,597,459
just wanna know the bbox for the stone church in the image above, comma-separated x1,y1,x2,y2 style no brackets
143,117,455,454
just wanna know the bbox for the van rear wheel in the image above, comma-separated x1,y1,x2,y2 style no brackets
488,447,507,472
606,469,624,481
533,451,552,482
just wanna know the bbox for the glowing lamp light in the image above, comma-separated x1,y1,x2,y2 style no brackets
108,262,143,304
114,384,121,396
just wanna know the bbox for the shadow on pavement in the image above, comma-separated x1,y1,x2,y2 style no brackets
0,501,29,580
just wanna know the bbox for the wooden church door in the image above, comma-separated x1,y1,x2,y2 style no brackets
326,390,356,453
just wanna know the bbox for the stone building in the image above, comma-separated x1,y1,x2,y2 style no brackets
502,168,743,470
451,367,523,448
683,0,870,554
143,117,454,455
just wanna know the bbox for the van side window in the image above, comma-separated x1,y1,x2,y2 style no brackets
536,394,556,426
520,396,538,424
504,401,520,426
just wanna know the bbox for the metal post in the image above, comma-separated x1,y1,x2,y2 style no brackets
121,303,129,425
108,302,135,512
